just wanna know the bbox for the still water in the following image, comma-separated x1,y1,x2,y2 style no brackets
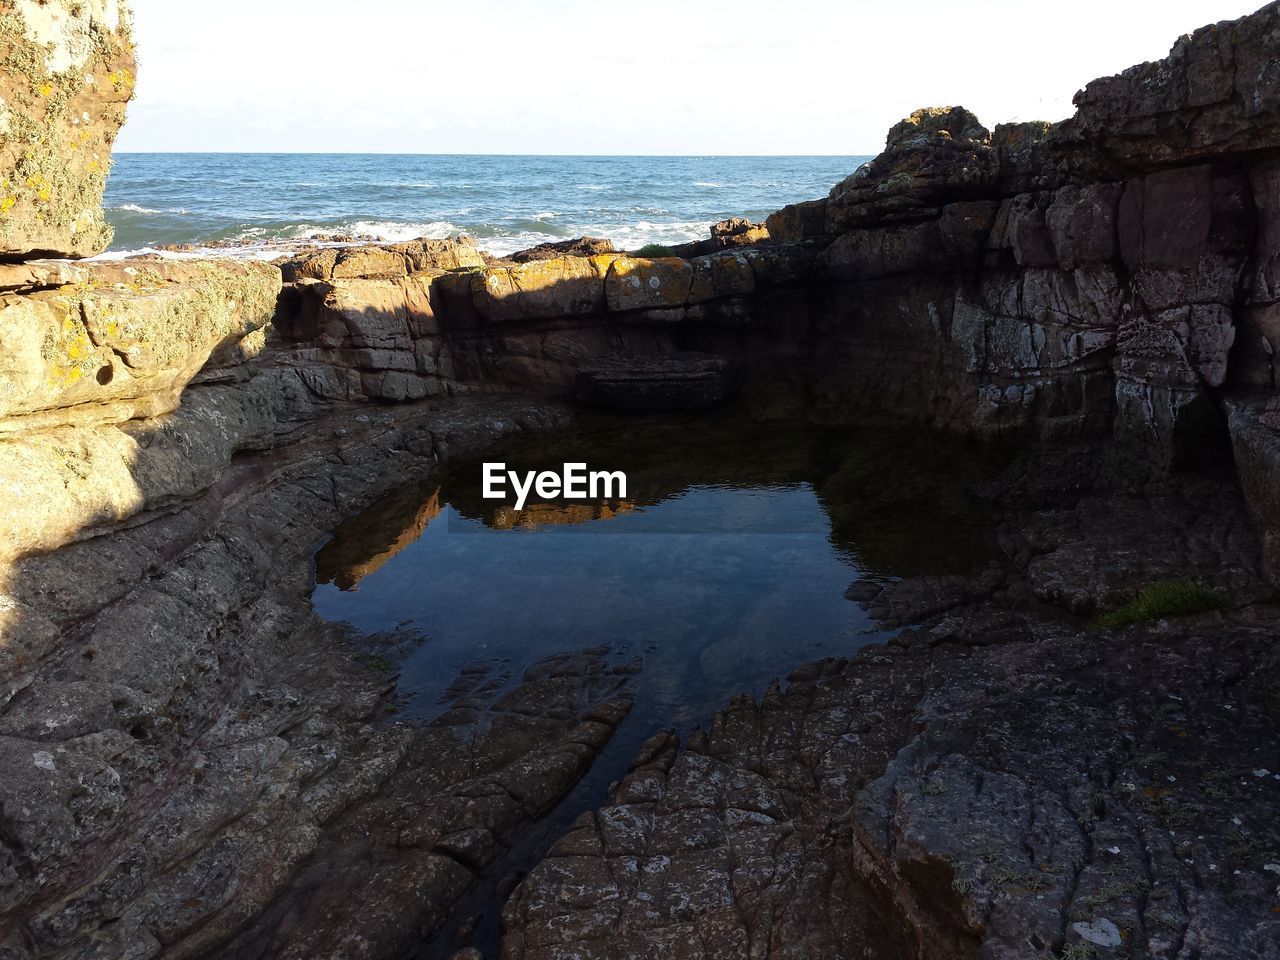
310,411,999,955
312,413,998,730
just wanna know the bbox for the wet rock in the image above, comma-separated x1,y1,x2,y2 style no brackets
575,353,732,412
508,236,616,263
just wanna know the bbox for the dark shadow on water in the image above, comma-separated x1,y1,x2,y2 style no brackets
309,409,1005,956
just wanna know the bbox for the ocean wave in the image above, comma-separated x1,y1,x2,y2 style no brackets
692,181,725,188
292,220,463,243
576,184,609,192
94,215,718,262
579,219,713,250
108,203,191,214
92,245,287,263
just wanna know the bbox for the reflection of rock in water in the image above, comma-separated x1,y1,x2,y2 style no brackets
315,413,1006,590
817,427,1002,577
488,500,637,530
315,485,443,590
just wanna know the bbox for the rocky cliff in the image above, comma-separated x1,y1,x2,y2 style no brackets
259,6,1280,569
1,3,1280,960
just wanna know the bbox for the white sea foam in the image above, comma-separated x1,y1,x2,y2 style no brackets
290,220,462,243
108,203,190,214
692,181,725,188
91,246,285,263
575,219,713,252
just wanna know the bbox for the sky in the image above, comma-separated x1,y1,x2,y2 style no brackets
115,0,1263,155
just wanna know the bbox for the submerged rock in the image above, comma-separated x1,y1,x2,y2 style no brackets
575,353,732,412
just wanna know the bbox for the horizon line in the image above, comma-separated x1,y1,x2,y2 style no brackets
111,150,876,158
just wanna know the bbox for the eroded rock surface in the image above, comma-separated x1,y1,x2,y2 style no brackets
216,650,636,960
501,475,1280,960
0,259,282,559
0,0,136,258
0,396,601,960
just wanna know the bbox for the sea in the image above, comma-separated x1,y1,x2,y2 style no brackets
100,154,867,260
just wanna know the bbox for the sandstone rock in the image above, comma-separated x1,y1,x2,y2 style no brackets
0,259,88,292
687,251,754,303
0,397,581,960
472,255,612,322
765,198,828,243
278,237,484,283
0,259,280,431
0,376,280,560
387,235,486,272
0,0,136,258
274,273,444,402
604,256,694,313
218,650,636,960
708,217,769,248
330,245,408,280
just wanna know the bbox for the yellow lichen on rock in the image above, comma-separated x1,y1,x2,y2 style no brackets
604,256,694,312
472,255,614,322
0,0,136,258
0,259,282,428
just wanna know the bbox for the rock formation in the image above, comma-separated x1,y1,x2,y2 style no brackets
0,0,135,258
2,2,1280,959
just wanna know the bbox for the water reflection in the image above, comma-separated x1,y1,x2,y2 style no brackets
313,412,1001,726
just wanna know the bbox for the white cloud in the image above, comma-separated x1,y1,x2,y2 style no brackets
115,0,1264,154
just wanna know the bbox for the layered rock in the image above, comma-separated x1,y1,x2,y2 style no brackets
0,390,625,960
575,353,732,412
0,259,282,560
0,0,136,258
259,3,1280,483
271,243,780,409
2,3,1280,959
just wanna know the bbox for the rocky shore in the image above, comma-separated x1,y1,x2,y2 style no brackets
2,2,1280,959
